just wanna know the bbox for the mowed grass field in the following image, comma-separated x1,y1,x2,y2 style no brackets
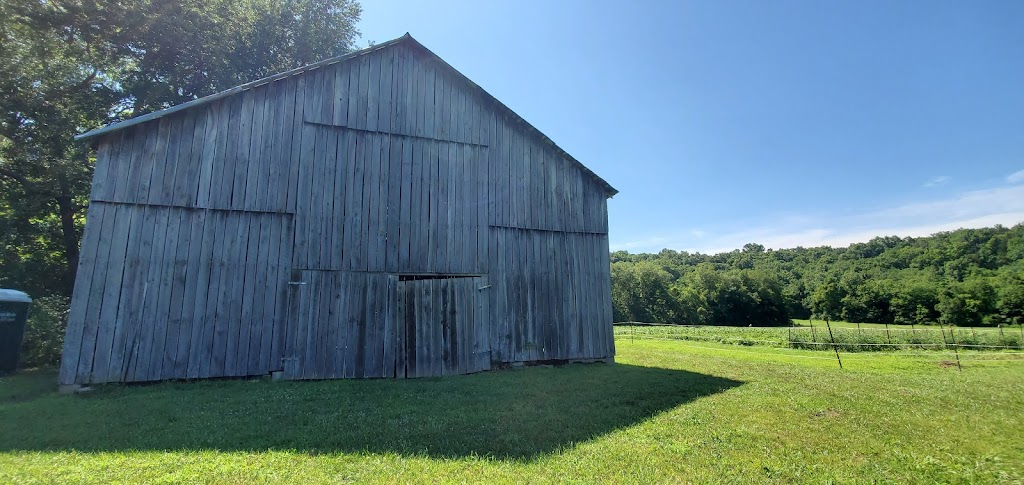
1,339,1023,483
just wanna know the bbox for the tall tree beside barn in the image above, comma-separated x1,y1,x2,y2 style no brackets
0,0,361,296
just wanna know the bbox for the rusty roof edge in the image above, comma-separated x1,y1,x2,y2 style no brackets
74,35,411,142
400,37,618,198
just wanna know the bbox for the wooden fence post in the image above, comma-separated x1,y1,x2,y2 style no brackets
825,319,842,369
946,323,962,372
885,323,891,345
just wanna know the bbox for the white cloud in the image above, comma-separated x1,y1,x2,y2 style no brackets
923,175,951,187
1008,169,1024,184
611,185,1024,254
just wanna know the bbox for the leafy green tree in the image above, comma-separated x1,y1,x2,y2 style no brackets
995,271,1024,325
610,261,681,324
0,0,361,297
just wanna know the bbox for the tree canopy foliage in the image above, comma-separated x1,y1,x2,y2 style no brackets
1,0,361,297
611,225,1024,327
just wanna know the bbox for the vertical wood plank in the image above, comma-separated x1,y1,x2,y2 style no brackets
431,278,443,376
362,273,377,377
254,82,279,213
358,133,375,271
196,102,223,209
245,215,272,375
231,89,256,208
397,137,412,270
192,211,220,377
476,275,490,372
414,279,427,377
171,209,202,377
396,280,407,378
315,270,333,379
185,209,215,377
384,134,402,272
146,205,180,378
332,131,350,269
132,206,171,381
152,114,183,206
89,136,117,201
89,204,135,382
440,278,452,375
260,215,284,373
206,212,235,377
343,131,363,271
135,118,169,205
319,128,338,268
458,277,471,375
286,76,307,213
384,274,397,378
353,273,368,378
409,139,424,273
374,135,390,271
271,216,294,372
68,203,111,383
366,52,380,132
121,206,157,381
181,109,208,208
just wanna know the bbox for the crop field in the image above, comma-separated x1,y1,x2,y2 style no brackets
1,338,1023,483
616,322,1024,353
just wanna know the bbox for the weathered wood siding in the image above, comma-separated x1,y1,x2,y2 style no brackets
61,40,613,385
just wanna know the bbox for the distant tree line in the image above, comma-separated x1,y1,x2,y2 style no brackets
611,224,1024,327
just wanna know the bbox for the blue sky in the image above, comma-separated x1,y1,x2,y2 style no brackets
359,0,1024,254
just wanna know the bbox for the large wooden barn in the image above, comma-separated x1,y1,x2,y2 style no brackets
59,34,616,386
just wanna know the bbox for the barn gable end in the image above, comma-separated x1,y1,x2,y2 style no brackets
60,35,615,385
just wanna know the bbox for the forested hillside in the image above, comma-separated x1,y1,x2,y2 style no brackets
611,224,1024,327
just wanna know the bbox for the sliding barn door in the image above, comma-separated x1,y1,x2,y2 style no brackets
282,271,397,379
396,276,490,378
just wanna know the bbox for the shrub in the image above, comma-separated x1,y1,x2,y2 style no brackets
18,295,69,369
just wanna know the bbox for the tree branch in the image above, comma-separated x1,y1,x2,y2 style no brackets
0,167,32,187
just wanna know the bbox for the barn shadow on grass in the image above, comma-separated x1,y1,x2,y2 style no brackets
0,363,741,460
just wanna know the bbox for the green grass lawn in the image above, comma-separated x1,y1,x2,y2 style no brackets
2,339,1023,483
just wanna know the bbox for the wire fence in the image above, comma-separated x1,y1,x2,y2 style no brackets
613,322,1024,370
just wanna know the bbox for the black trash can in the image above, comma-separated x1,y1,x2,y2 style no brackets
0,289,32,374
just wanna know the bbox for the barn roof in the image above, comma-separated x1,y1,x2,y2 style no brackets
76,34,618,197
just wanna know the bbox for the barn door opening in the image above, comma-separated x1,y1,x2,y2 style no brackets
396,276,490,378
